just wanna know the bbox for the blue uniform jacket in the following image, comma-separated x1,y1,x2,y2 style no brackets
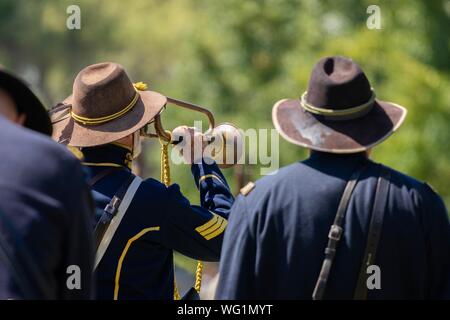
0,116,94,299
216,152,450,299
81,144,234,299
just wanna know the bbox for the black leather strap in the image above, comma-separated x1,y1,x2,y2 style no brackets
312,163,367,300
353,165,391,300
93,175,135,251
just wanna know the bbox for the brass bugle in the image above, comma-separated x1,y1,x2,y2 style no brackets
144,97,243,168
153,97,215,142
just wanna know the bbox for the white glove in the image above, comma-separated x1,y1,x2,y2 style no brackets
171,126,208,164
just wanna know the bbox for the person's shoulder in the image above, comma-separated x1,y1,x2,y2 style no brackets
381,164,422,189
137,177,175,202
0,119,88,210
1,119,82,176
239,162,306,198
381,163,445,208
140,177,167,191
135,178,189,219
235,162,307,218
381,164,429,195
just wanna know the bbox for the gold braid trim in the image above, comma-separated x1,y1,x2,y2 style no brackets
194,261,204,293
159,133,181,300
159,132,204,299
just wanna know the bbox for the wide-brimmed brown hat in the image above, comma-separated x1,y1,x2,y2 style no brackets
0,67,52,136
50,62,166,147
272,56,407,153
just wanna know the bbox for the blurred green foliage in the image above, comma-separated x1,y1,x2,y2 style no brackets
0,1,448,212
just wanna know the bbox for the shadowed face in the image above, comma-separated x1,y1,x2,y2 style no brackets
0,88,26,125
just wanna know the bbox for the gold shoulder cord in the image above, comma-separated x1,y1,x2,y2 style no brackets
159,132,204,300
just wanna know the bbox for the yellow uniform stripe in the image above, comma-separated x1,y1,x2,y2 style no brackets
198,215,225,236
204,219,227,240
114,226,160,300
195,213,228,240
201,218,225,237
195,215,219,233
199,214,226,236
82,162,124,168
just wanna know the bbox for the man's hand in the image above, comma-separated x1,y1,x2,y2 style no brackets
172,126,209,164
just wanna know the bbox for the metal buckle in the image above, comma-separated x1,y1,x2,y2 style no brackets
328,224,342,241
104,196,121,217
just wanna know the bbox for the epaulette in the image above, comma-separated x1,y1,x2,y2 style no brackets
240,181,255,196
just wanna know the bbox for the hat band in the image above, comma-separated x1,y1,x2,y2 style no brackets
300,90,376,120
70,82,148,126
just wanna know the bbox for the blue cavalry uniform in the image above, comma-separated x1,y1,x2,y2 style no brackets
0,116,94,299
216,152,450,299
81,143,233,299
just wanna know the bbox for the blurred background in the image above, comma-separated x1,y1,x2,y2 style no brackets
0,0,448,298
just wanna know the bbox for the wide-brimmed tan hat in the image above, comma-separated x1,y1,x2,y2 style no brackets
50,62,166,147
272,56,407,153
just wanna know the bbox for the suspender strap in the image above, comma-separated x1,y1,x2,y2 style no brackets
353,165,391,300
93,175,135,252
312,162,367,300
94,175,142,269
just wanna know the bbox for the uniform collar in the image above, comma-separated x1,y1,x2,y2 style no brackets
81,143,133,170
306,151,370,178
309,150,368,162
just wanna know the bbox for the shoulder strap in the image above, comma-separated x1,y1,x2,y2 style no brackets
312,162,367,300
93,175,134,251
353,165,391,300
94,175,142,269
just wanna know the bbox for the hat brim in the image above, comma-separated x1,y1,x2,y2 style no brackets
51,90,166,147
272,98,407,153
0,70,52,136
